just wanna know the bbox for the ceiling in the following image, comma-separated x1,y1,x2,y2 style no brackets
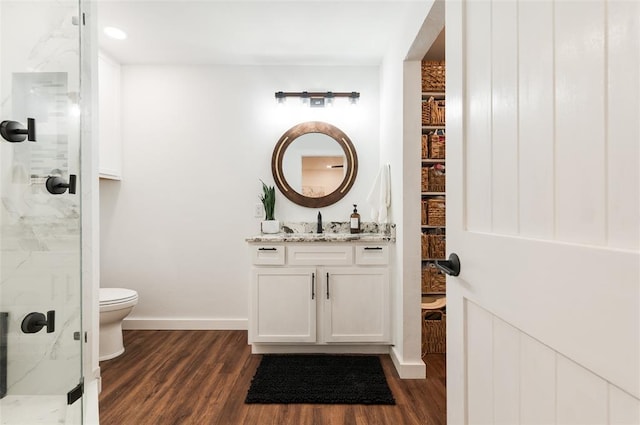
97,1,430,66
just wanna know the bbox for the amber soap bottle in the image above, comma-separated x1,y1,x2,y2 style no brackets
350,204,361,234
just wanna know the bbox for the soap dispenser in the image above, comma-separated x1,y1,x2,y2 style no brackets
350,204,361,234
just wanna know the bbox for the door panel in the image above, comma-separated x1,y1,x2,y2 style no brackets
250,268,316,343
322,267,389,343
447,0,640,422
520,334,555,425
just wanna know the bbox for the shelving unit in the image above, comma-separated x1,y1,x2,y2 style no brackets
421,61,447,356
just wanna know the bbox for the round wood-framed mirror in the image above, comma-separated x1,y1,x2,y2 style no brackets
272,121,358,208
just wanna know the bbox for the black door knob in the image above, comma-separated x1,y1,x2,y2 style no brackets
435,253,461,276
0,118,36,143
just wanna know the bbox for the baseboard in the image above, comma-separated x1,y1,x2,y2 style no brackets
84,378,100,425
390,346,426,379
251,344,391,355
122,318,248,330
92,367,101,394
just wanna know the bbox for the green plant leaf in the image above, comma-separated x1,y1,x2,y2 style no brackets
259,179,276,220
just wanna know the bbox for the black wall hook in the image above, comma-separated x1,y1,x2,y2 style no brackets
46,175,76,195
21,311,55,334
0,118,36,143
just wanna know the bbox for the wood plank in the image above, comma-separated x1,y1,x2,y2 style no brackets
466,301,494,424
607,0,640,250
517,0,554,240
609,384,640,425
493,318,519,425
491,0,519,235
99,330,446,425
554,0,607,245
557,354,608,425
520,333,555,425
465,0,493,232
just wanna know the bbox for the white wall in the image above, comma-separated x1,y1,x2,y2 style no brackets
100,65,380,328
379,0,439,378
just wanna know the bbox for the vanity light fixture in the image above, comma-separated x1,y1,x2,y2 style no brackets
274,91,360,107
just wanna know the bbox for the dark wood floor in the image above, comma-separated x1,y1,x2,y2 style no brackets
99,330,446,425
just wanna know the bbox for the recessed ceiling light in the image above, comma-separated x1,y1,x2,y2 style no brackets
104,26,127,40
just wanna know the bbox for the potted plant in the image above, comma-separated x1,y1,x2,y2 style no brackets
259,180,279,234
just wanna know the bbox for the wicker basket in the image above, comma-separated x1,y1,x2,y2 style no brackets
421,232,446,259
422,309,446,355
421,166,445,193
427,197,446,226
422,97,446,126
421,233,429,258
421,168,429,192
429,166,445,192
429,131,446,159
422,262,446,293
421,134,429,159
428,233,446,258
421,61,446,92
421,200,428,225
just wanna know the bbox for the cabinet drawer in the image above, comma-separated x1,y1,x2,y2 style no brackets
288,245,353,266
355,245,389,265
251,245,285,265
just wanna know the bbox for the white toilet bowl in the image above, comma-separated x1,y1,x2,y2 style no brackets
99,288,138,361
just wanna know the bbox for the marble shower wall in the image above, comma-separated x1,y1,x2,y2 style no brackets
0,1,82,396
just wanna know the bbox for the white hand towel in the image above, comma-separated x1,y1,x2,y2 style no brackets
366,164,391,223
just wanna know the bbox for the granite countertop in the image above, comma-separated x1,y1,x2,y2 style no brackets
246,222,396,243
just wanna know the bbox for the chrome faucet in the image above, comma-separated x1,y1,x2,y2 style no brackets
317,211,323,233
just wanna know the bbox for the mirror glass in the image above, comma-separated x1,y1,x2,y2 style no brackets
272,121,358,208
282,133,345,197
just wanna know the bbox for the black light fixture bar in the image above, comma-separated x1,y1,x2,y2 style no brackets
275,91,360,105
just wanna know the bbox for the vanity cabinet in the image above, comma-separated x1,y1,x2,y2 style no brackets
249,243,391,349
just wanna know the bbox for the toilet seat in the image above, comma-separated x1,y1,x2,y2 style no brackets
100,288,138,307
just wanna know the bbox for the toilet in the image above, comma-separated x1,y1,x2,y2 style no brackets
99,288,138,361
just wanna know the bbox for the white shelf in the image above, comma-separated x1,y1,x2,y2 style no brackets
422,91,445,98
422,225,446,229
421,192,445,196
422,158,445,164
422,125,445,131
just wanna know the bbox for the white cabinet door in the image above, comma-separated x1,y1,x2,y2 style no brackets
98,51,122,180
250,267,316,343
447,0,640,423
321,267,390,343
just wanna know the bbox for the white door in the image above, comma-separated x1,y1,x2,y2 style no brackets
321,267,390,343
446,0,639,423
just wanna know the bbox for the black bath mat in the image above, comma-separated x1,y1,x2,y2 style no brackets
245,354,395,405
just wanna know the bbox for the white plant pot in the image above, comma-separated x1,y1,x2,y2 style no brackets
261,220,280,234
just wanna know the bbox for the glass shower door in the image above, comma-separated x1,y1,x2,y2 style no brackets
0,1,83,424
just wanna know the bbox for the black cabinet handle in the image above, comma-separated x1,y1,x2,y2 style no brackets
326,272,330,299
311,273,315,300
46,175,76,195
0,312,7,399
364,247,383,250
0,118,36,143
258,247,277,251
435,253,461,276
